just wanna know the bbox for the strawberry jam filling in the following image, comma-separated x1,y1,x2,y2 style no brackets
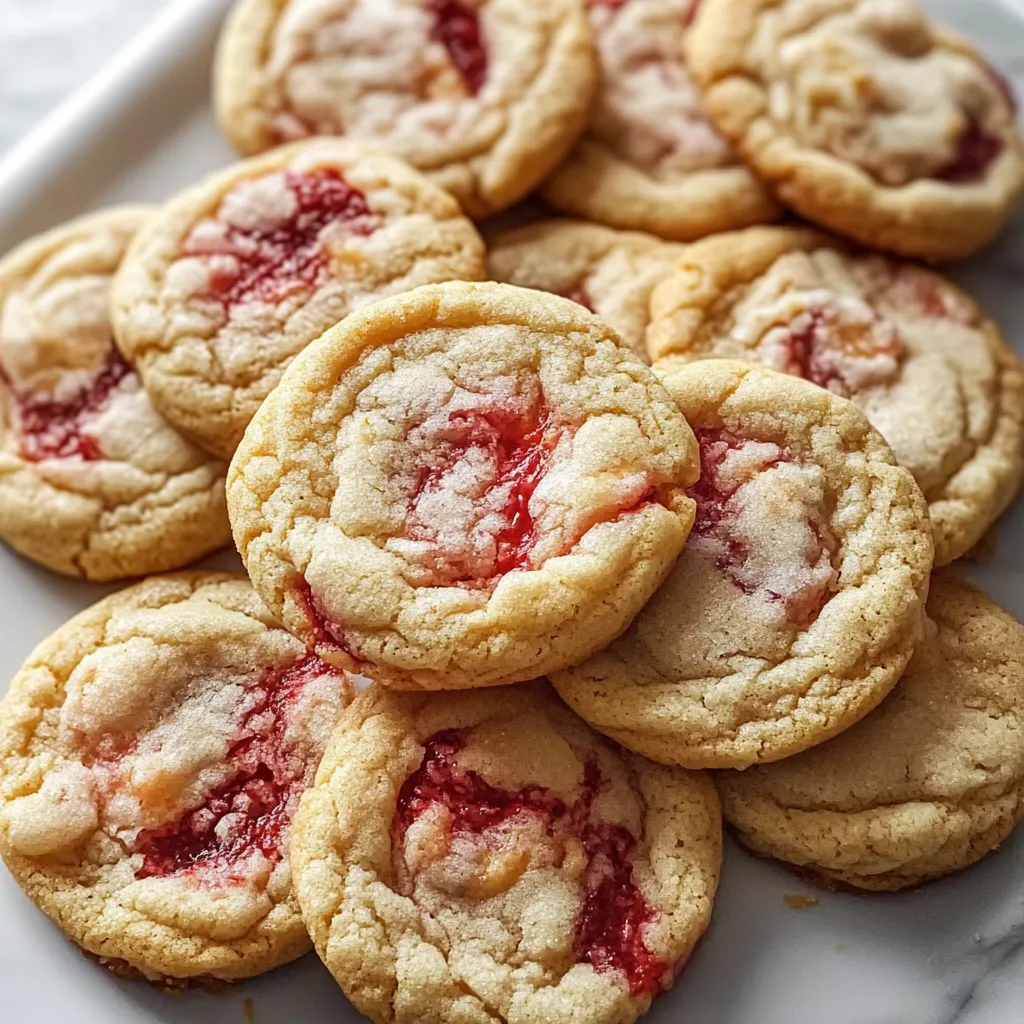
426,0,488,95
688,429,778,593
405,400,567,586
938,115,1003,183
760,301,902,397
182,168,375,311
688,427,837,623
134,654,346,880
293,577,369,665
8,346,131,462
394,730,669,997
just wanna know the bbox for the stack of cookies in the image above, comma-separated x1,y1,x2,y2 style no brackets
1,1,1024,1022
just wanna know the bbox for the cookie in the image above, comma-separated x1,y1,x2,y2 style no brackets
0,208,230,581
486,219,686,360
213,0,596,218
110,140,486,460
0,572,354,986
550,359,934,769
647,226,1024,566
686,0,1024,260
542,0,778,240
291,681,722,1024
228,281,700,691
717,572,1024,892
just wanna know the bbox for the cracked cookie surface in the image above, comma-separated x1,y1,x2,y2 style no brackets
0,208,230,580
110,140,485,460
542,0,778,239
486,219,687,360
686,0,1024,259
228,281,699,690
716,572,1024,891
550,360,934,769
213,0,596,217
0,572,354,984
648,227,1024,565
291,681,721,1024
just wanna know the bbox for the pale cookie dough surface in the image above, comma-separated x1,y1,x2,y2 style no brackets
292,681,722,1024
648,227,1024,565
0,209,230,581
228,281,699,691
111,140,486,460
0,572,353,985
716,572,1024,891
686,0,1024,259
213,0,596,218
542,0,778,239
486,219,687,360
550,360,934,769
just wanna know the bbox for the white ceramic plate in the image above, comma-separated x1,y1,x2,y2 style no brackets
3,1,1024,1021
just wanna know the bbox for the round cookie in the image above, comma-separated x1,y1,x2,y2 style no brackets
0,572,354,987
716,572,1024,892
486,219,687,360
647,226,1024,566
228,281,700,691
550,359,934,770
686,0,1024,260
111,140,486,460
292,681,722,1024
542,0,778,239
0,208,230,581
213,0,596,218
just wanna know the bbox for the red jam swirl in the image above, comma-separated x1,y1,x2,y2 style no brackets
687,428,779,593
9,345,131,463
134,654,346,879
408,402,565,584
182,168,375,310
938,115,1003,183
426,0,488,95
293,577,369,665
393,730,668,997
766,302,902,397
688,427,836,622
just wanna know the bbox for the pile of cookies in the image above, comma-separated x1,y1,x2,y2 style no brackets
1,0,1024,1021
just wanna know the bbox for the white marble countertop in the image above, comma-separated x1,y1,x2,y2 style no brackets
0,0,170,154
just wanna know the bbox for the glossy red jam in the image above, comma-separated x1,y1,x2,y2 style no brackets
293,578,368,665
134,654,345,879
394,730,668,997
688,428,836,621
10,346,131,463
938,116,1003,183
687,428,776,593
574,816,667,998
183,169,375,311
559,285,596,313
427,0,488,95
768,304,902,397
409,403,564,584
